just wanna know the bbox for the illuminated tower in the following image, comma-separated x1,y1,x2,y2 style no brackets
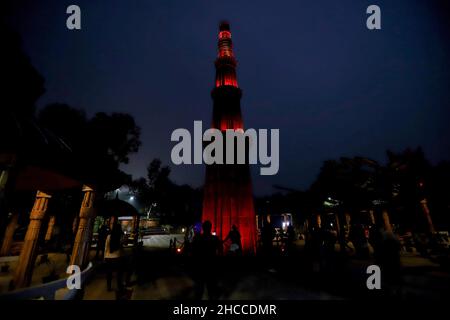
202,22,257,254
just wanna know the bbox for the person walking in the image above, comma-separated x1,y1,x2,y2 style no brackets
96,222,109,260
104,218,124,293
191,220,221,300
224,225,242,255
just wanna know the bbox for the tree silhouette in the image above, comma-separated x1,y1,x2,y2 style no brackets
37,104,141,192
130,159,202,225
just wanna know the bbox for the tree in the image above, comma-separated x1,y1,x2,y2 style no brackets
310,157,380,214
37,105,141,192
88,112,141,165
130,159,202,225
386,147,434,232
1,23,44,118
0,23,45,238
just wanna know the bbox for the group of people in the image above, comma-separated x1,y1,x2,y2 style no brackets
183,223,243,257
260,215,296,256
305,217,402,288
178,221,243,299
96,218,132,294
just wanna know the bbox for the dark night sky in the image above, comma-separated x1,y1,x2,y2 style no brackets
4,0,450,195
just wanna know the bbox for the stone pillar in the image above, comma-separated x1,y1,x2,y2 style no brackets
82,216,95,266
45,216,56,242
344,212,351,235
109,216,117,230
132,215,140,245
0,213,19,256
369,210,376,225
420,199,435,234
335,213,346,253
334,213,341,234
12,191,51,288
0,156,19,231
316,214,322,228
70,185,96,268
381,209,392,233
72,216,79,235
131,216,137,230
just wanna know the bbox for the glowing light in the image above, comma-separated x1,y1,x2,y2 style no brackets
129,196,134,201
176,248,181,253
203,22,257,254
215,23,238,88
219,31,231,39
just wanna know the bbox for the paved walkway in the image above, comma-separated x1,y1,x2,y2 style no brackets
141,234,184,249
2,235,449,300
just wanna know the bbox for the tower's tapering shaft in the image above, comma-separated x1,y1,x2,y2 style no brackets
202,22,257,255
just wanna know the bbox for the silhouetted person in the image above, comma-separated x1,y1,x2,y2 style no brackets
373,226,402,292
321,224,338,274
224,225,242,255
104,219,124,294
183,225,195,255
261,215,275,257
191,220,221,300
173,237,178,253
285,225,296,255
349,224,369,259
96,223,109,259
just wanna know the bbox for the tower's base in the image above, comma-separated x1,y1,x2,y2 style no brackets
202,163,257,254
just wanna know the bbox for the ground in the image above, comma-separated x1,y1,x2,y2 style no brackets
1,234,449,300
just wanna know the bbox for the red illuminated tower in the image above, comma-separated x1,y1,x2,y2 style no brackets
202,22,257,254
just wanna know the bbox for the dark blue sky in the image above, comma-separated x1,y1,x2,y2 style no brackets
5,0,450,195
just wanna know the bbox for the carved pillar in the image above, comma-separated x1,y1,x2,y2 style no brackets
72,216,79,235
369,210,376,225
45,216,56,242
420,199,435,234
12,191,51,288
0,213,19,256
334,213,346,253
0,157,19,242
82,215,95,266
132,215,140,245
70,185,96,268
109,216,117,230
132,215,137,231
316,214,322,228
381,209,392,233
344,212,351,236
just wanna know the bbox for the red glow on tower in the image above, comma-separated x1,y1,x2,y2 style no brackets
202,22,257,254
215,22,238,88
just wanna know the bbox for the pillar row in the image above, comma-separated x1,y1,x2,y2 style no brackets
70,185,96,269
45,216,56,242
0,212,19,256
12,191,51,289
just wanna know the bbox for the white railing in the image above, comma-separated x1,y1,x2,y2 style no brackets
0,262,94,300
